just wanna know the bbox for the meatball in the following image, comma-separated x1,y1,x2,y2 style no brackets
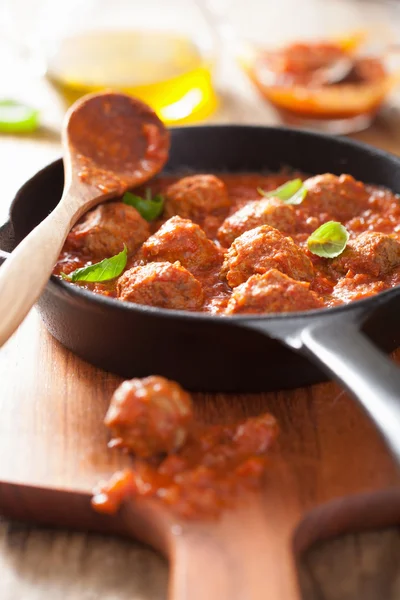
303,174,369,223
66,202,150,259
217,197,297,247
140,216,223,272
332,232,400,277
225,269,324,314
165,174,230,222
105,376,194,457
117,261,203,310
221,225,314,288
333,273,387,303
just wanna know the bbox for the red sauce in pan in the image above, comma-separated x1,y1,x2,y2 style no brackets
54,171,400,315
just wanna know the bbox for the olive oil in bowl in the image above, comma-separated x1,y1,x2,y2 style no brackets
46,30,217,124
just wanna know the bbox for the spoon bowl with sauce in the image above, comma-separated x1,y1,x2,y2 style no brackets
0,91,170,347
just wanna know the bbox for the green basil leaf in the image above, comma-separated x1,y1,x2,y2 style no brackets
0,100,39,133
61,245,127,282
258,178,307,205
307,221,349,258
123,188,164,221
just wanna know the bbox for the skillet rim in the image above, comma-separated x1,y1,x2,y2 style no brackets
8,123,400,324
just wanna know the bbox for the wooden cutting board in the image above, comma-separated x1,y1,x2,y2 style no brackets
0,308,398,600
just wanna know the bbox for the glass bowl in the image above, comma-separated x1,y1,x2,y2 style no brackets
2,0,219,125
222,0,400,133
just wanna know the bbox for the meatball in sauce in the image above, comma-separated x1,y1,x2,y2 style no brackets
164,174,230,223
331,232,400,277
218,197,297,247
139,216,223,273
225,269,324,314
117,261,203,310
302,174,369,225
66,201,150,259
221,225,314,287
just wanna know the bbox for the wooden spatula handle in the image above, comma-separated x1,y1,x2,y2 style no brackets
0,199,78,347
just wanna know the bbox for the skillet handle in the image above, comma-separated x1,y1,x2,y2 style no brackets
241,300,400,466
300,317,400,464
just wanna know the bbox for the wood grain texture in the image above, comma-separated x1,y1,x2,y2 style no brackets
0,308,399,599
1,26,400,600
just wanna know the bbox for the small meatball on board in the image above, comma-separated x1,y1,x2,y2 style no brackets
95,376,278,519
105,376,193,457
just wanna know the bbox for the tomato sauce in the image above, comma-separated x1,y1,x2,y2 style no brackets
92,412,278,519
55,171,400,314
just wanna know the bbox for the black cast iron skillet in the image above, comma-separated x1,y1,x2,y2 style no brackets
1,126,400,462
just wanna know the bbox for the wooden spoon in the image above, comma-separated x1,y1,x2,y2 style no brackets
0,91,170,347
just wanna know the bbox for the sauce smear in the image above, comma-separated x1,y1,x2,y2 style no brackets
93,413,278,519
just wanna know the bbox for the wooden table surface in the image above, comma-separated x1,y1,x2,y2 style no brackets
1,35,400,600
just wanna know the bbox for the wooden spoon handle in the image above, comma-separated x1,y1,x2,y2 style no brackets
0,200,77,347
168,498,302,600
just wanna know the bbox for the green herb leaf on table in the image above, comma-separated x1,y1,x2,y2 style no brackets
307,221,349,258
0,100,40,134
258,178,307,205
123,188,164,221
61,245,127,283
